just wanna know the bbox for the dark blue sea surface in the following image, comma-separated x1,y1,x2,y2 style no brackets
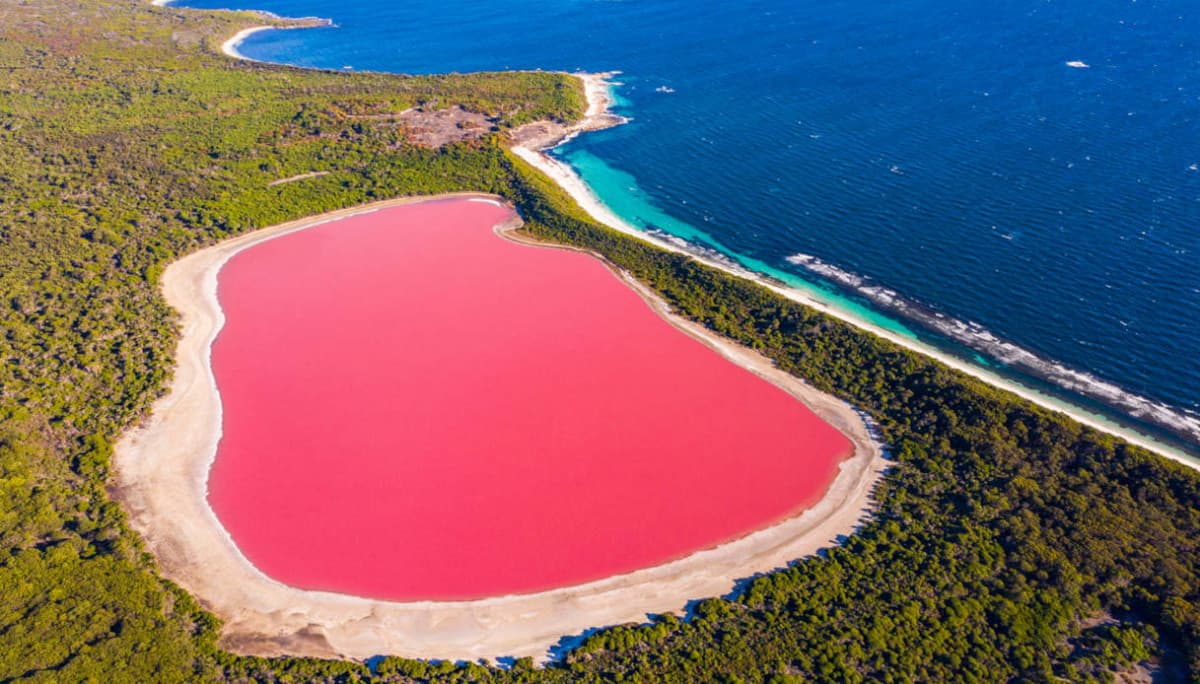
177,0,1200,451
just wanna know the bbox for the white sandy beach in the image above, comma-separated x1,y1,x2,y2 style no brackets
221,26,272,61
510,74,1198,474
112,192,886,663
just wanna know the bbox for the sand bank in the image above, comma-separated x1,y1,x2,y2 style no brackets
510,75,1199,473
113,193,885,662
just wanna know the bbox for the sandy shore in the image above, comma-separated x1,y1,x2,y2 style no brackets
112,192,886,663
221,26,272,61
510,76,1198,473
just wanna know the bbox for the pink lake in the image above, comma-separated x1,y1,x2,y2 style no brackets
208,198,851,600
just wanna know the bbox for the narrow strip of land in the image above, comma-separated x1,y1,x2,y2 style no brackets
510,74,1199,472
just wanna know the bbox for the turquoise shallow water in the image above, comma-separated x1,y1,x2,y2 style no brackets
176,0,1200,451
560,147,917,339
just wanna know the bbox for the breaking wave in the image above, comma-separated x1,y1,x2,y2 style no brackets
786,253,1200,446
645,228,747,273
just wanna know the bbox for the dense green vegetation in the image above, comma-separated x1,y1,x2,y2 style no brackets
0,0,1196,682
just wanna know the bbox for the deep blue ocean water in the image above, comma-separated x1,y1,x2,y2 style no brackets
177,0,1200,451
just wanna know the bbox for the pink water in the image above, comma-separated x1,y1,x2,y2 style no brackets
208,198,851,600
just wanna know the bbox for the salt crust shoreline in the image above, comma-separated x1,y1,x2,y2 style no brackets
129,10,886,663
112,193,886,662
512,76,1198,473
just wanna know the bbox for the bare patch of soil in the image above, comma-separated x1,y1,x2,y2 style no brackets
355,105,495,148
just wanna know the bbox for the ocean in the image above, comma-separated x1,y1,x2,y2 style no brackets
175,0,1200,455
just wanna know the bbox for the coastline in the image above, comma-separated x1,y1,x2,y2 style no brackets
509,77,1200,473
507,71,628,151
118,8,1192,663
221,25,272,61
111,193,886,663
